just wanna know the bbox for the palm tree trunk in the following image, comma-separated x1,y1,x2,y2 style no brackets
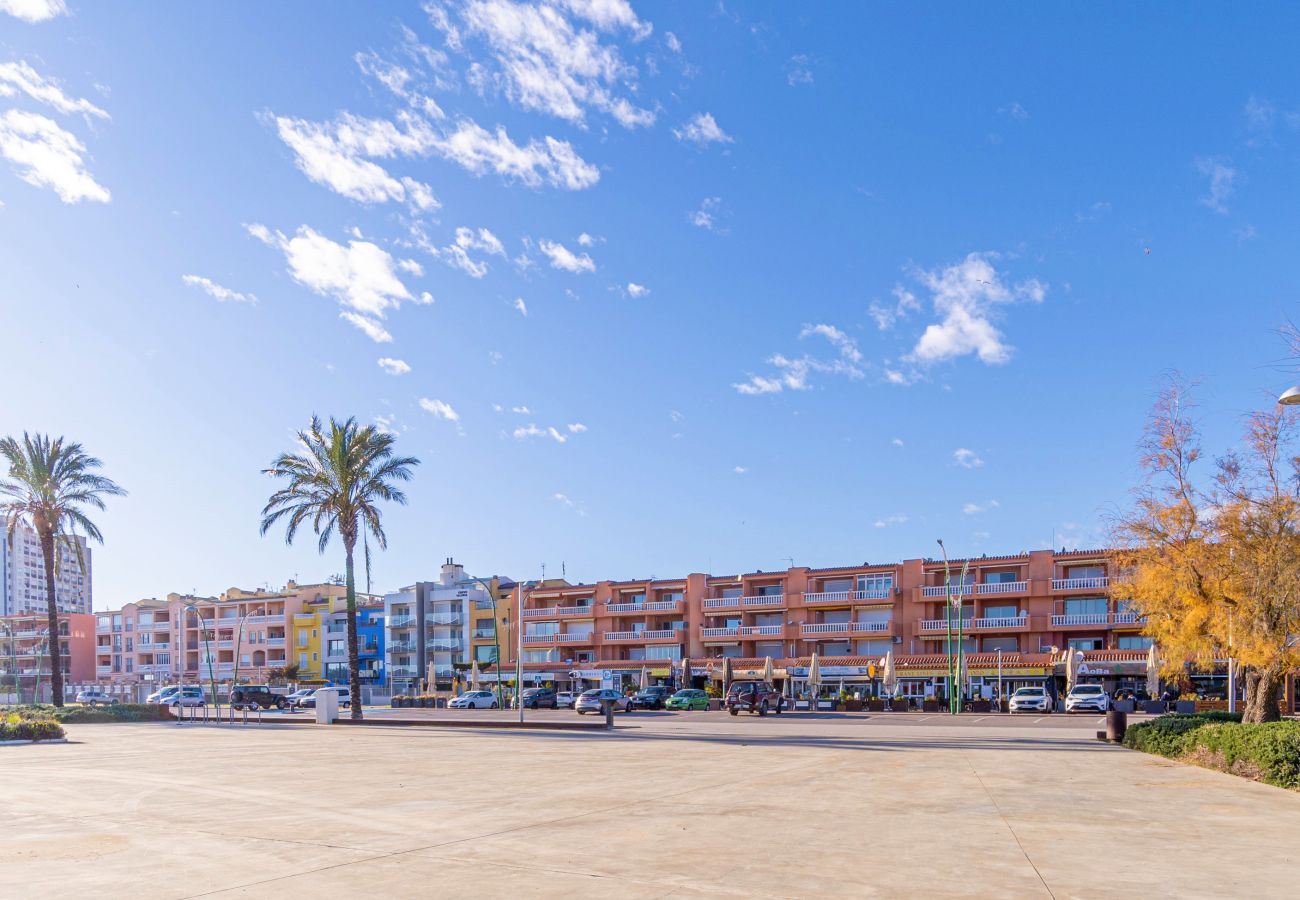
344,538,363,721
39,530,64,707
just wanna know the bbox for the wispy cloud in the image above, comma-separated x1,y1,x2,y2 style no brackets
673,112,732,145
733,465,748,475
998,101,1029,121
625,282,649,298
0,110,110,203
785,54,814,85
181,274,256,304
874,514,908,529
962,499,1000,515
689,196,727,232
514,423,568,443
0,0,67,22
734,323,864,395
1195,156,1236,214
567,422,587,433
377,357,411,375
513,296,528,316
538,239,595,273
0,61,109,121
419,397,460,422
953,448,984,469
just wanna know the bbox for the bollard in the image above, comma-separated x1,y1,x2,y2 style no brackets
1105,709,1127,743
602,698,614,730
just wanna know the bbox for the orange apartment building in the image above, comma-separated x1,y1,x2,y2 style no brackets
0,611,96,701
507,549,1160,699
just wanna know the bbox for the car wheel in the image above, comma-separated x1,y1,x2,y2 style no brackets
774,702,783,715
577,710,585,715
759,701,769,717
729,708,738,716
276,699,287,709
490,702,498,709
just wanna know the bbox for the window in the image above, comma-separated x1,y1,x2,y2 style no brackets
125,659,133,673
983,636,1019,652
822,578,853,593
1066,565,1105,579
299,653,308,669
858,574,894,592
1118,636,1153,650
984,570,1019,583
755,641,783,658
757,584,783,596
646,645,681,661
475,645,498,663
983,605,1019,619
856,638,891,655
522,650,555,663
155,653,170,665
659,591,683,603
327,640,346,656
1068,638,1103,651
1064,597,1108,617
298,631,308,647
721,587,742,598
526,622,559,637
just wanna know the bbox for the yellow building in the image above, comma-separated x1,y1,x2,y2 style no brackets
291,589,383,684
468,576,514,673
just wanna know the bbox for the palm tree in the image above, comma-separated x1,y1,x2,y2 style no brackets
260,416,418,720
0,433,125,707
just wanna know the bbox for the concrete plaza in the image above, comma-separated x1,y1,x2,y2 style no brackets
2,712,1297,898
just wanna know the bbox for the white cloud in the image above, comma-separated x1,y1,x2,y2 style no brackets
514,423,567,443
434,118,600,188
874,514,908,529
891,438,904,447
248,223,418,342
625,282,649,298
733,466,748,475
673,112,733,145
272,115,439,211
373,414,402,435
451,0,655,128
538,239,595,273
567,422,587,433
884,370,908,386
785,54,813,86
0,110,110,203
418,224,507,278
577,231,601,246
513,296,528,316
377,357,411,375
0,61,109,121
998,101,1029,121
905,253,1046,366
664,31,682,52
552,492,575,507
511,405,531,414
181,274,257,304
734,324,864,395
869,285,920,331
953,448,984,469
1195,156,1236,214
419,397,460,422
688,196,726,232
0,0,66,22
963,500,1000,515
800,323,862,363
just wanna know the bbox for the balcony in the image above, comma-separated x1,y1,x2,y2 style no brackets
555,633,594,645
803,589,893,605
971,616,1029,630
607,600,682,614
426,639,461,651
974,581,1028,595
473,628,498,640
922,584,975,598
425,614,461,626
153,621,171,631
1053,577,1110,591
96,625,111,634
701,626,739,640
522,634,558,646
390,666,418,678
293,613,316,623
522,605,592,619
266,638,286,648
1052,613,1109,627
388,641,417,653
96,665,112,675
603,630,678,643
388,615,415,628
245,614,286,625
739,625,785,638
801,622,851,636
1112,612,1145,626
851,621,892,633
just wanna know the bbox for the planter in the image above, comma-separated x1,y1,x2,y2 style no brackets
867,699,886,712
1113,700,1135,713
969,700,992,713
922,699,940,713
817,700,838,711
1175,701,1196,714
390,699,403,708
843,699,864,712
1142,700,1167,715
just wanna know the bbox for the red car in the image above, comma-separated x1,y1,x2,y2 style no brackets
726,680,785,716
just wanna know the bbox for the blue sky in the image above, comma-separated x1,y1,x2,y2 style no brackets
1,2,1296,608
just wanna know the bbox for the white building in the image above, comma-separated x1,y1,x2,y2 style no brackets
0,525,92,616
384,558,492,695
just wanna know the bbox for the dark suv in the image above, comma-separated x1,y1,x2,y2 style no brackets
520,687,558,709
230,685,289,710
726,681,784,716
630,685,672,710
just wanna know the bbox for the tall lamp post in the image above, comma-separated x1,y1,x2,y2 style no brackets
937,539,970,716
183,601,219,712
461,575,506,711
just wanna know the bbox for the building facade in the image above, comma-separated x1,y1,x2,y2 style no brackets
0,611,95,700
0,525,92,615
292,594,385,685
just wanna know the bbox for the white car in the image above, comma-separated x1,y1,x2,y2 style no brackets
556,691,577,709
165,686,206,708
1008,686,1052,713
1065,684,1110,713
146,686,179,704
300,687,351,709
450,690,499,709
75,689,118,706
574,689,632,714
285,688,315,709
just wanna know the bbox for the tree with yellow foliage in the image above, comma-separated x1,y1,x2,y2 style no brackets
1114,379,1300,723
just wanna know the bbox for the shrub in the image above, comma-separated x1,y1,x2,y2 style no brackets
1,703,168,724
0,713,65,742
1124,712,1300,790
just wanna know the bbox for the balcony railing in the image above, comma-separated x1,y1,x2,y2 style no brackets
472,629,498,640
244,614,285,625
153,621,171,631
425,614,461,625
641,630,677,641
739,625,784,637
702,596,741,609
801,622,851,636
556,633,594,644
701,626,739,639
96,625,111,634
851,621,891,633
523,634,558,645
390,666,418,678
803,589,893,605
1053,576,1110,591
1112,612,1145,625
1052,613,1109,627
425,639,461,651
921,584,975,597
524,605,594,619
389,615,415,628
974,581,1027,595
95,665,112,675
388,641,417,653
971,616,1027,630
603,630,679,642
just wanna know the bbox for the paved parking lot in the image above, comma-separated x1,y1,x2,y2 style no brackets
3,714,1297,898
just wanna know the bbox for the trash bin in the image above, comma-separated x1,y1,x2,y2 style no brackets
1105,709,1127,743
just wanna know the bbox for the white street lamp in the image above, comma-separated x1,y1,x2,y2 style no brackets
1279,386,1300,406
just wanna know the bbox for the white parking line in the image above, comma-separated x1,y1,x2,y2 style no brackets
974,716,990,723
918,715,937,722
1034,717,1049,724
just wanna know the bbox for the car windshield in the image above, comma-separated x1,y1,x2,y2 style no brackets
580,689,602,697
1013,688,1044,696
1072,686,1104,695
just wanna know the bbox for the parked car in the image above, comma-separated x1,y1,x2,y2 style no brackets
1008,686,1052,713
725,680,785,716
450,690,499,709
229,685,289,710
146,686,179,704
285,688,316,709
165,686,206,708
630,685,673,710
75,689,118,706
556,691,578,709
518,687,558,709
299,687,352,709
1065,683,1110,713
575,688,632,714
665,688,710,711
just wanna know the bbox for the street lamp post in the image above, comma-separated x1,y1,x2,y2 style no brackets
1278,386,1300,406
183,601,219,714
462,575,506,711
936,539,970,715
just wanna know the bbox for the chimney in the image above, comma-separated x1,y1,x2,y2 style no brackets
440,557,464,585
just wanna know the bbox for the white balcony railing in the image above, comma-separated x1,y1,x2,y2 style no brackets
975,581,1027,595
604,631,639,641
522,633,558,644
803,590,860,606
426,639,461,651
523,608,557,619
701,627,739,639
96,665,112,675
642,630,677,640
266,638,286,648
802,622,851,635
153,621,171,631
851,621,891,633
1112,612,1144,625
702,596,742,609
972,616,1027,630
922,584,975,598
1052,577,1110,591
425,614,460,625
742,594,784,607
556,633,593,644
1052,613,1109,627
739,625,784,637
388,615,415,628
920,619,953,631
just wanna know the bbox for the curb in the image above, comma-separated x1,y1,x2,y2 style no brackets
0,738,69,746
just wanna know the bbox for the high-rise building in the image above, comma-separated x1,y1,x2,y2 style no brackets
0,525,92,616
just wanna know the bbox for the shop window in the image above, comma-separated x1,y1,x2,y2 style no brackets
982,636,1019,652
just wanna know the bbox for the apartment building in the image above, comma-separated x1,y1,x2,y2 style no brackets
0,611,95,698
506,549,1154,697
292,594,385,685
0,524,92,615
384,559,516,694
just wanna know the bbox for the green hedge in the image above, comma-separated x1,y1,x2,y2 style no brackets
0,713,65,742
0,703,168,724
1124,712,1300,789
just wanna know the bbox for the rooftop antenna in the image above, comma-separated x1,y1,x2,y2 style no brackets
562,561,566,581
783,557,794,569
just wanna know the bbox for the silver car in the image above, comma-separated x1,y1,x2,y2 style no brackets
574,689,631,714
450,690,499,709
75,689,118,706
1008,686,1051,713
